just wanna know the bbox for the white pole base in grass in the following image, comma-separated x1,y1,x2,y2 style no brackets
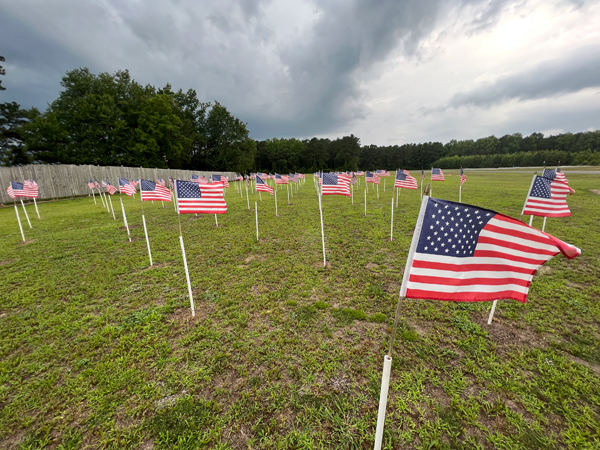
33,198,40,219
542,217,547,232
364,189,367,216
488,300,498,324
120,198,132,242
390,197,394,241
142,214,153,266
318,187,326,267
529,215,534,226
104,193,110,213
99,190,106,207
215,214,219,227
179,235,195,317
108,195,116,220
373,355,392,450
255,201,259,240
246,184,250,210
14,204,25,242
20,199,32,229
92,190,97,204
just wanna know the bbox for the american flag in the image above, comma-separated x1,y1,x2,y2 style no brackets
522,175,574,217
373,173,381,185
141,179,172,201
249,173,256,180
119,178,137,196
256,175,274,195
365,171,374,182
460,168,467,186
555,168,568,183
23,180,39,198
351,173,358,185
421,169,425,182
543,169,556,180
400,197,581,303
356,171,364,176
377,170,391,177
290,173,300,183
235,173,244,181
88,179,95,190
175,180,227,214
191,174,207,183
212,174,229,188
275,173,288,184
6,182,26,198
95,180,101,189
104,182,118,195
322,173,351,196
156,178,165,186
394,170,418,189
432,168,445,181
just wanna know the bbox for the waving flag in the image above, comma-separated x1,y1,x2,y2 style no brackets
395,170,418,189
235,173,244,181
432,168,445,181
522,175,574,217
322,173,351,196
460,168,467,186
156,178,165,186
256,175,274,195
275,174,288,184
555,168,568,183
400,197,581,303
543,169,557,180
119,178,136,196
377,170,391,177
212,174,229,188
23,180,39,198
191,174,207,183
104,182,118,195
373,173,381,185
421,169,425,182
141,179,172,201
88,179,96,190
356,171,364,176
365,171,374,183
6,182,26,198
94,180,101,189
175,180,227,214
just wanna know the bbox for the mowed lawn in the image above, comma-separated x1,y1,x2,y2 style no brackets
0,170,599,450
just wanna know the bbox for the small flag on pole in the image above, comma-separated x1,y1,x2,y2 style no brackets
119,178,137,196
6,182,26,198
141,180,172,201
555,168,568,184
175,181,227,214
104,181,118,195
256,175,274,195
460,168,467,186
522,175,574,217
23,180,39,197
432,168,445,181
322,173,351,196
394,170,418,189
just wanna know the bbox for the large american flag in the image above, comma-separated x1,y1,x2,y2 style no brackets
365,171,374,183
141,179,172,201
175,180,227,214
394,170,418,189
400,197,581,303
460,168,467,186
522,175,574,217
6,182,26,198
432,168,445,181
256,175,274,194
119,178,137,196
322,173,351,196
275,173,288,184
22,180,39,198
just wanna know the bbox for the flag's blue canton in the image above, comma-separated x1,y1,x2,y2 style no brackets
89,179,93,183
256,176,266,184
530,177,552,198
461,168,464,176
557,168,562,173
141,180,156,191
417,199,495,258
396,171,407,181
119,178,129,187
432,168,442,175
191,174,199,180
543,169,556,180
176,181,202,198
366,171,373,177
323,173,339,185
276,173,282,179
11,181,23,189
212,174,220,181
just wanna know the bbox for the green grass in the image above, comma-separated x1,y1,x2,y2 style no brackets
0,170,599,449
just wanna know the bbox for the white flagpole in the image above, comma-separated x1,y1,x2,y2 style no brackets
240,181,243,198
364,188,367,216
529,216,534,226
108,195,116,220
374,355,392,450
140,182,153,266
287,183,290,205
384,178,385,192
14,200,25,242
174,181,195,317
98,188,106,207
542,217,547,232
246,182,250,210
487,300,498,325
215,214,218,227
351,182,354,204
376,183,379,200
396,186,399,208
255,201,259,240
390,197,394,241
120,197,132,242
92,189,97,204
172,190,177,211
103,192,110,213
274,187,278,216
459,185,462,203
20,199,32,228
318,185,326,267
259,191,262,201
33,198,40,219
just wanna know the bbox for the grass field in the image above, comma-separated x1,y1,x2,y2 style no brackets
1,170,599,449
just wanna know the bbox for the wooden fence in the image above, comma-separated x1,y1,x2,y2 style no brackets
0,165,236,204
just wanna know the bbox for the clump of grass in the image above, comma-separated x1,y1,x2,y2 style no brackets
365,283,385,298
332,308,366,324
368,313,387,323
314,300,329,309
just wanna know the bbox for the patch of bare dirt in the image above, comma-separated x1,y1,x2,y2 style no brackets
590,189,600,195
0,260,15,266
17,240,35,245
472,313,548,353
366,262,379,270
563,353,600,376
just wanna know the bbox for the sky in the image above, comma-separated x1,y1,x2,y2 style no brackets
1,0,599,146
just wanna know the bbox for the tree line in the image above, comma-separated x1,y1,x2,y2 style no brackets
1,66,599,172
